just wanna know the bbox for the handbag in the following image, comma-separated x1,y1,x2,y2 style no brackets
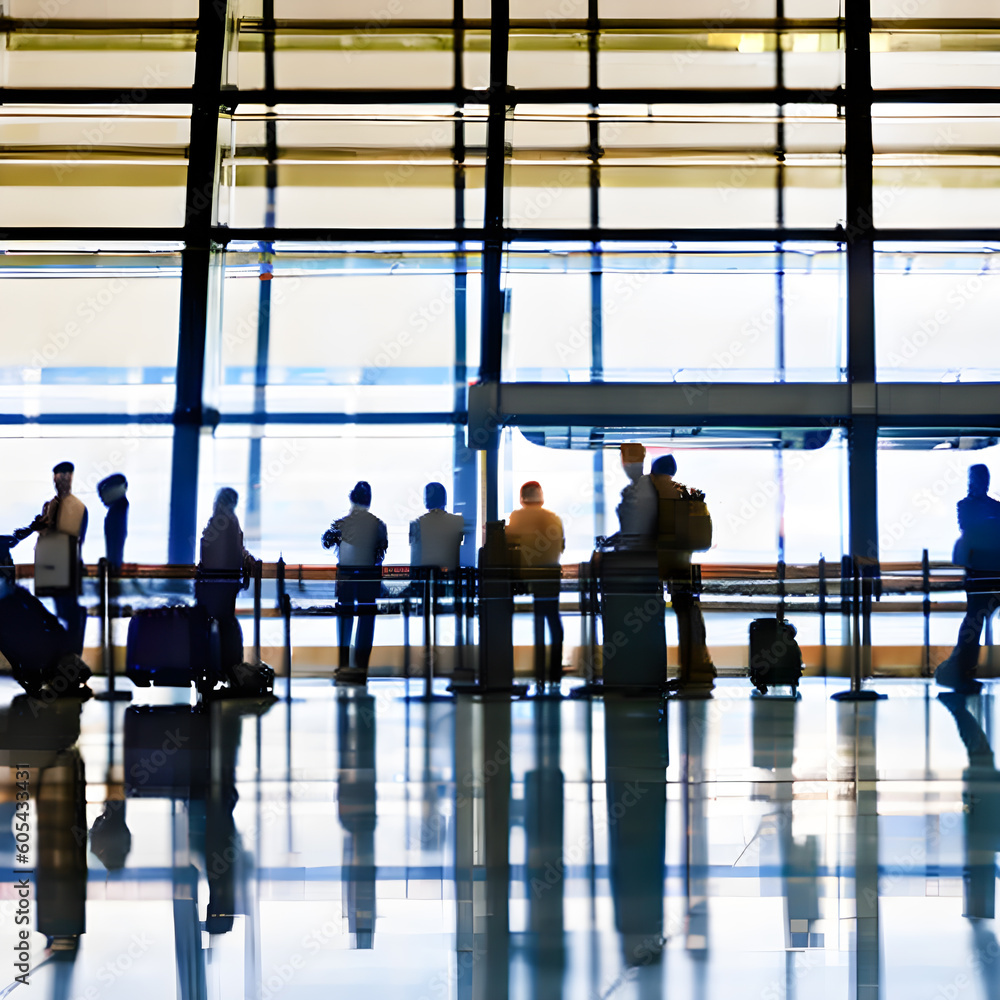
34,531,76,596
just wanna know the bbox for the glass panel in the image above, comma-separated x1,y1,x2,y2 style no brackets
502,245,845,383
878,443,1000,565
228,105,473,229
511,0,587,16
205,425,459,563
871,0,999,16
7,0,197,14
0,249,181,416
873,106,1000,228
0,428,175,565
508,32,590,89
600,31,777,89
217,247,476,416
599,30,843,91
595,105,844,228
598,0,777,16
275,0,453,15
872,30,1000,90
506,429,847,565
0,27,196,89
235,27,456,89
875,246,1000,382
462,28,490,89
0,105,190,227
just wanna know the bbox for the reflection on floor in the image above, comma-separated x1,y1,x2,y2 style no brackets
1,676,999,999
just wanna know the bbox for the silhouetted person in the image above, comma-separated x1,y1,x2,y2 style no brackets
651,454,716,696
525,698,566,998
410,482,464,570
323,481,388,682
0,696,88,982
337,690,377,948
97,473,128,574
506,481,565,692
15,460,88,654
410,482,465,677
98,473,128,625
606,696,668,986
937,464,1000,694
616,442,658,549
196,488,253,674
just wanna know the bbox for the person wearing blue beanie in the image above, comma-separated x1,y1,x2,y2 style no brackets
650,454,677,477
323,481,388,682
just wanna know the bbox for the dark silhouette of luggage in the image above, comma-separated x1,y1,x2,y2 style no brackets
125,605,212,688
0,584,88,696
749,617,802,695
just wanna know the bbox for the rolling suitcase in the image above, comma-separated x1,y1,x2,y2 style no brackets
749,617,802,695
0,584,83,696
125,605,212,688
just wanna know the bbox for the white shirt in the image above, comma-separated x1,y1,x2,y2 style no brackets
410,508,465,570
617,474,658,541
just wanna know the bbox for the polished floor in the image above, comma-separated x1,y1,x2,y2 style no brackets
0,675,998,999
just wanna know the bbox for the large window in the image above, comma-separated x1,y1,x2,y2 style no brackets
0,0,996,642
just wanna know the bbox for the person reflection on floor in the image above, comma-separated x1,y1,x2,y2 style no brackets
938,692,1000,998
120,697,273,998
936,464,1000,694
605,696,668,998
337,688,377,948
750,696,821,998
0,694,88,998
525,697,565,999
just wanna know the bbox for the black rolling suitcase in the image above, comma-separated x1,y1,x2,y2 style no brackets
749,617,802,695
0,584,86,696
126,605,212,688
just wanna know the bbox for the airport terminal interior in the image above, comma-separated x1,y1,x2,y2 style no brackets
2,0,1000,997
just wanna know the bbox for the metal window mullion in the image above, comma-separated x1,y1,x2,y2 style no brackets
478,0,509,525
453,0,476,564
844,0,879,582
168,0,227,565
245,0,278,547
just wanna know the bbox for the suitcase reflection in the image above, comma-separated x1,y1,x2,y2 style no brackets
0,693,273,999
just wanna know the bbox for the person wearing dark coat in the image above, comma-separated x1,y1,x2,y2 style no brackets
97,473,129,573
196,488,253,673
323,481,388,682
936,464,1000,693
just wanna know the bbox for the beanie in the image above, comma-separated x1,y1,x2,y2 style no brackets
350,481,372,506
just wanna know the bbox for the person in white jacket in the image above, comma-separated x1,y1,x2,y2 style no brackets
323,481,388,680
410,482,464,571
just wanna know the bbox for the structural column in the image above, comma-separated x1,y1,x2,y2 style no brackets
844,0,879,568
476,0,510,524
168,0,228,565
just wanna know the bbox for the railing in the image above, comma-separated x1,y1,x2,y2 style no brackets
4,553,979,691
